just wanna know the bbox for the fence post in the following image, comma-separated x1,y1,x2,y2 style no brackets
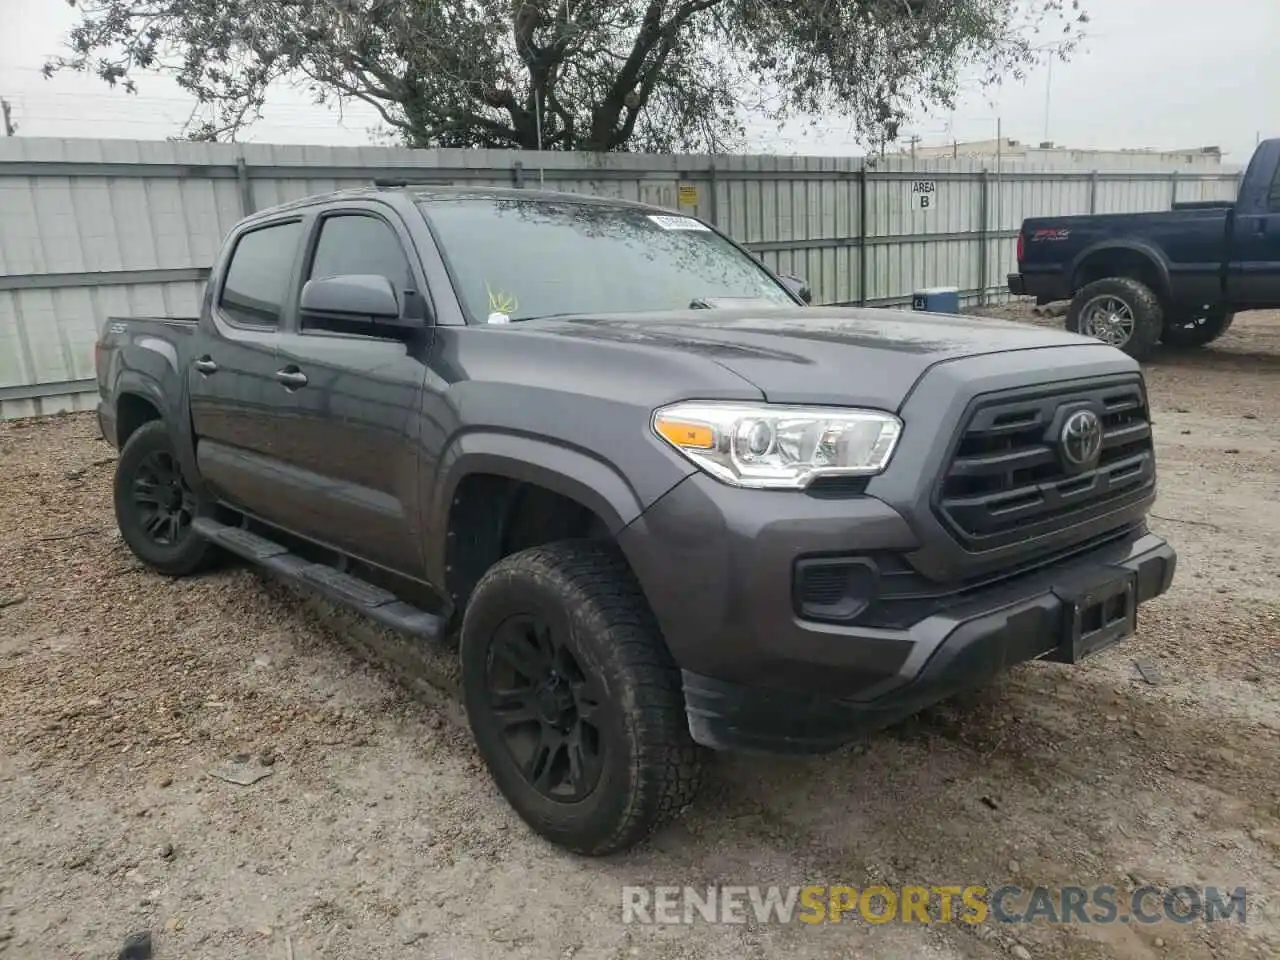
857,165,868,306
511,160,526,189
1170,169,1179,208
235,155,255,217
706,160,719,226
1089,170,1098,213
978,169,990,306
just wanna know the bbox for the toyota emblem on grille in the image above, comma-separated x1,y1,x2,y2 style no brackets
1060,409,1103,467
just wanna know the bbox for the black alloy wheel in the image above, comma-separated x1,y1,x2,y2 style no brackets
130,449,198,547
459,541,704,855
113,420,219,576
485,614,607,801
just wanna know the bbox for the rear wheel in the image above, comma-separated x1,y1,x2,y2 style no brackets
460,540,703,855
1160,307,1234,349
1066,277,1164,362
113,420,219,577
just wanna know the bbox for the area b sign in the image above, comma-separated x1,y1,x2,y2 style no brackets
911,180,937,210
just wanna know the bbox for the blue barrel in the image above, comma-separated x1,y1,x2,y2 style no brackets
911,286,961,314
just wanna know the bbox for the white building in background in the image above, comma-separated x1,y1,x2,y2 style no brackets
901,138,1239,173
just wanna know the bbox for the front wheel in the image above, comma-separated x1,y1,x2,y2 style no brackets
1066,277,1164,362
460,540,704,855
1161,307,1234,349
113,420,219,577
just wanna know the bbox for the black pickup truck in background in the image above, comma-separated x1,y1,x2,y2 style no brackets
1009,137,1280,360
96,185,1176,855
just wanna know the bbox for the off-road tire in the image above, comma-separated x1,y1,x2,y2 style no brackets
460,539,704,855
1160,308,1235,349
113,420,219,577
1066,277,1164,362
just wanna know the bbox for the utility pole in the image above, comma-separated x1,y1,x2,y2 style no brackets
907,134,921,162
1,99,16,137
1043,57,1053,143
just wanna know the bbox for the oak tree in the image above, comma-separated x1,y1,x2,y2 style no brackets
48,0,1087,151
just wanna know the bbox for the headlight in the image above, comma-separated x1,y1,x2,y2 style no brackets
652,401,901,489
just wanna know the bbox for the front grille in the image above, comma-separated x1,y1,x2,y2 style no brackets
936,377,1154,550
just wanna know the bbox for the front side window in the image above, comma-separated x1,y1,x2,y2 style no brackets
420,198,797,322
219,220,303,326
308,214,412,292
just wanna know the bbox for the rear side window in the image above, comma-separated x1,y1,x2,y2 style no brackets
307,214,412,292
219,220,303,326
1269,164,1280,212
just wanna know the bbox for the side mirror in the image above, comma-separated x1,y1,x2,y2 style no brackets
780,274,812,305
299,274,419,336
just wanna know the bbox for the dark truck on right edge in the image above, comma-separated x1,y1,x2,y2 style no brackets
1009,137,1280,360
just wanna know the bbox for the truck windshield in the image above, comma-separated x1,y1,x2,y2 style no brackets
419,197,798,322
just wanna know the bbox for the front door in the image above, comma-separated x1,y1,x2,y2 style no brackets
270,206,430,576
1228,160,1280,308
188,217,304,519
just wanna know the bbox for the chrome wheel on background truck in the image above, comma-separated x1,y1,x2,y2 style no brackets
1066,277,1164,362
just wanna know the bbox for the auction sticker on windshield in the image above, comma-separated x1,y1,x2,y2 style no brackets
648,215,710,231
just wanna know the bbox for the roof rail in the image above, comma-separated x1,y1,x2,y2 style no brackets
373,177,455,188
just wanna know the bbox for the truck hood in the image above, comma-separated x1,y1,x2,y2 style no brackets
524,306,1118,409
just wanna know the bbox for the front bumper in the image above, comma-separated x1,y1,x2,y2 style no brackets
617,474,1175,755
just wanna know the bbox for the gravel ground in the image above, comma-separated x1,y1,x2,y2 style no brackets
1,308,1278,960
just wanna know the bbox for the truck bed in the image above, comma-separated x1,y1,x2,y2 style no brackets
1017,207,1231,304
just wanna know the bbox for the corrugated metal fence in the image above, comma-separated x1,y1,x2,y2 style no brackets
0,137,1241,418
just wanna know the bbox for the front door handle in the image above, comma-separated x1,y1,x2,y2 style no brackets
193,357,218,375
274,367,308,389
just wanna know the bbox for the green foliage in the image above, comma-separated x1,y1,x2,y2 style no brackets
48,0,1088,151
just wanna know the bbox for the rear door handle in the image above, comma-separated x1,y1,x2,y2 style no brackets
274,367,308,389
193,357,218,375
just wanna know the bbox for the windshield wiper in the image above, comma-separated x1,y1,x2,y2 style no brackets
689,296,786,309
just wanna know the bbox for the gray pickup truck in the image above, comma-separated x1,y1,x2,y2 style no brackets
95,185,1177,855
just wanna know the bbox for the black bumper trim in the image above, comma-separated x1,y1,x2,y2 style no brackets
1007,272,1027,296
682,534,1176,755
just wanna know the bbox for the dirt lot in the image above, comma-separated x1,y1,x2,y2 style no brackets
1,308,1278,960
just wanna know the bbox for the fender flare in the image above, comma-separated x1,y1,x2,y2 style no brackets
424,431,646,589
113,368,202,492
1069,240,1173,301
114,371,170,422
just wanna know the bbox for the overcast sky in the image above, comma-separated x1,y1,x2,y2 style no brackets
1,0,1275,163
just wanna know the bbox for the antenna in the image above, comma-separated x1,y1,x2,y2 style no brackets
534,88,545,187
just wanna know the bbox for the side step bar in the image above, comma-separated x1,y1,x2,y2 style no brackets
192,518,444,640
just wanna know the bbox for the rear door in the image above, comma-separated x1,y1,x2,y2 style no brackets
1228,156,1280,308
269,204,432,576
188,217,303,518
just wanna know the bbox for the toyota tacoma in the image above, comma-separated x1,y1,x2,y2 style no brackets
95,185,1177,855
